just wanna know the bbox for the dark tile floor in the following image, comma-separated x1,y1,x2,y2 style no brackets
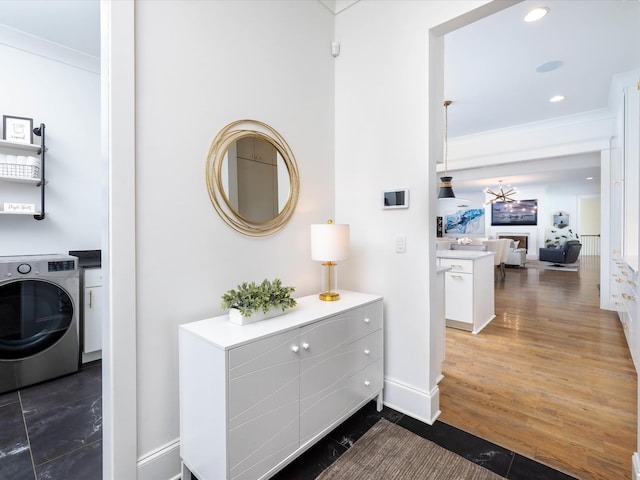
0,362,102,480
268,401,578,480
2,364,575,480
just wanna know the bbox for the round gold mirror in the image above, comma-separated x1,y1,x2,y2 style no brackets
205,120,300,236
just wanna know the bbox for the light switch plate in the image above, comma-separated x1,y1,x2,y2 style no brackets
395,234,406,253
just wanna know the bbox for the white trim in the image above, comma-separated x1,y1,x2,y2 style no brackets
102,0,138,478
633,452,640,480
441,110,615,171
0,24,99,74
137,439,182,480
382,377,440,425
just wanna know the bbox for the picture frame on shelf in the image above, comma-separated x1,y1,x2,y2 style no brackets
3,115,33,144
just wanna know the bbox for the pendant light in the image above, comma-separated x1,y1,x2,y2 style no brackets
438,100,456,199
484,180,518,205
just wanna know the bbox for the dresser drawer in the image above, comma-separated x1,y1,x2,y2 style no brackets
348,329,383,374
348,358,383,409
347,301,383,342
439,258,473,274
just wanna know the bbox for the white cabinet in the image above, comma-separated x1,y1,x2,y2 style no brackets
82,267,103,362
179,291,383,480
437,251,495,334
612,256,639,370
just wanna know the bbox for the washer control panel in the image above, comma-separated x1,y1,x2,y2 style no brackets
17,264,31,274
48,260,76,272
0,254,78,278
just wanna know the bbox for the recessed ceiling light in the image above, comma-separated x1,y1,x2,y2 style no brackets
586,177,594,181
536,60,563,73
549,95,565,103
524,7,549,23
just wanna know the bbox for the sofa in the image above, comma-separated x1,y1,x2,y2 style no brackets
538,240,582,265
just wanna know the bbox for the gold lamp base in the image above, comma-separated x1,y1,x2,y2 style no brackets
318,261,341,302
319,291,340,301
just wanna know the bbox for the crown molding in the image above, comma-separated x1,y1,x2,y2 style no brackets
0,24,99,74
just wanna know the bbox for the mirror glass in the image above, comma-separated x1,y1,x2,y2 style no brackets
221,137,291,223
206,120,299,236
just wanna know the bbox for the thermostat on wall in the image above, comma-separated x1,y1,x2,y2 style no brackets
382,188,409,209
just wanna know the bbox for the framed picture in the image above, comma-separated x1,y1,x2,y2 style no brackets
553,211,570,229
445,208,485,235
491,199,538,226
382,188,409,209
3,115,33,144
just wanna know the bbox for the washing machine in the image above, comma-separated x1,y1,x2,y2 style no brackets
0,254,80,394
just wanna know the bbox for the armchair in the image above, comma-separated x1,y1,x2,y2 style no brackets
538,240,582,265
505,240,527,267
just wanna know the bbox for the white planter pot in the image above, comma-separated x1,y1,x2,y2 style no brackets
228,307,284,325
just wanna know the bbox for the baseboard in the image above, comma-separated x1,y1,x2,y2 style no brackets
383,377,440,425
137,438,181,480
632,452,640,480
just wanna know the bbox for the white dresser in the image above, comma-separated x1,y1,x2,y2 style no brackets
437,250,496,334
179,291,383,480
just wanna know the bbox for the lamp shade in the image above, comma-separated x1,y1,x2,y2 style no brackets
437,176,456,199
310,223,350,261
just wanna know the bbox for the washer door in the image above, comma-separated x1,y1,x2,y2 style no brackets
0,279,74,360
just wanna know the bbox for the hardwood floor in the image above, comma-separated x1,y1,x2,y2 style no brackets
439,255,637,480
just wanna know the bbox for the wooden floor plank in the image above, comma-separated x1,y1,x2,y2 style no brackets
438,257,637,480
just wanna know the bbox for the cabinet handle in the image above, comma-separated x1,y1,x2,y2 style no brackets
364,317,370,324
89,290,93,309
452,264,463,269
364,349,371,356
364,380,371,387
451,275,464,279
302,342,310,350
291,345,299,353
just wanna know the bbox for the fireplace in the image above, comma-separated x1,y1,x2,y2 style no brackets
498,234,529,252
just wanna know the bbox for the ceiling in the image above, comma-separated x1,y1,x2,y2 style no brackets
0,0,638,194
445,0,640,138
0,0,99,58
444,0,640,194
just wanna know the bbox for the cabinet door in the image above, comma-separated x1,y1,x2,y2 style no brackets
299,315,349,444
228,329,299,480
445,272,473,323
83,268,103,354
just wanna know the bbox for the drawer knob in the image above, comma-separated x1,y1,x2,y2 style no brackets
364,317,370,324
364,349,371,356
364,380,371,387
302,342,310,350
291,345,299,353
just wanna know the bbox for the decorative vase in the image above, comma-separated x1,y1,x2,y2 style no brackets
228,307,284,325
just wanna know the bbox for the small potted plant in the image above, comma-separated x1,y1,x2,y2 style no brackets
221,278,297,325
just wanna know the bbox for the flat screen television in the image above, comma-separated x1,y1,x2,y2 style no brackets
491,199,538,226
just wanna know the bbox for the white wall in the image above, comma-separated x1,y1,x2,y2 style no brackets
334,0,496,422
0,43,101,255
131,0,335,474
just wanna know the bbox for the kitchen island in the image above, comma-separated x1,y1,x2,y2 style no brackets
436,249,496,334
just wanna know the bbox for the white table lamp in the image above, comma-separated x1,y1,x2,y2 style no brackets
310,220,350,301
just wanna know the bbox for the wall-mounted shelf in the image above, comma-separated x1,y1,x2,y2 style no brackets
0,138,44,154
0,123,46,220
